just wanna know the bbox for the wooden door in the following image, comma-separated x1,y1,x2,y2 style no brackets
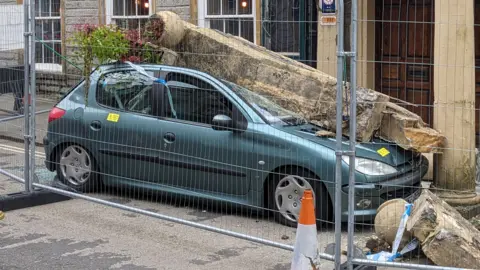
375,0,435,126
475,0,480,144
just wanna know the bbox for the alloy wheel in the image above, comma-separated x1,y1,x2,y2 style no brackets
59,145,92,186
274,175,316,223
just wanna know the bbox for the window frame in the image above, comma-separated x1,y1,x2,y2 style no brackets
34,0,62,72
94,67,251,129
105,0,153,31
158,70,251,130
198,0,257,44
162,72,235,128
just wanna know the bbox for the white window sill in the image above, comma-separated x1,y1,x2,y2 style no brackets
35,63,62,73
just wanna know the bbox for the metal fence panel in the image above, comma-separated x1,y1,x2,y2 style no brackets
0,0,479,269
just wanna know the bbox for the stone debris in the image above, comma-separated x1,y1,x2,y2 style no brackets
315,130,336,138
406,190,480,268
469,214,480,231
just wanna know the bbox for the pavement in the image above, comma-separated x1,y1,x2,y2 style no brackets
0,93,472,269
0,94,51,146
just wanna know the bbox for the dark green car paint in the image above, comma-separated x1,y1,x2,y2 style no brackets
44,63,428,222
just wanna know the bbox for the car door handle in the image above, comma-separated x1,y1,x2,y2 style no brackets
90,121,102,131
163,132,175,143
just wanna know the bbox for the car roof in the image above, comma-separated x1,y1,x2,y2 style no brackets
95,62,213,79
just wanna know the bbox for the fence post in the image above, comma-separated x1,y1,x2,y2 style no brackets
346,0,358,269
334,0,346,269
23,0,31,193
28,0,36,192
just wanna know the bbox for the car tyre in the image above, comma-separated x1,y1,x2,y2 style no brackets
55,144,100,193
267,168,331,228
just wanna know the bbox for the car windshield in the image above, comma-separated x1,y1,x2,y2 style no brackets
222,80,307,126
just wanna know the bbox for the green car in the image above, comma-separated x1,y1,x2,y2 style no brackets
43,63,428,227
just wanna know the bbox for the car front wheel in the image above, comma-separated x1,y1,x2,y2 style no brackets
56,144,99,192
267,169,330,228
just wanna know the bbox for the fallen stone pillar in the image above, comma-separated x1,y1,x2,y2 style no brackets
406,189,480,268
151,11,446,153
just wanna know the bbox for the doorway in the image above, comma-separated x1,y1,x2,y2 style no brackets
262,0,318,68
375,0,435,126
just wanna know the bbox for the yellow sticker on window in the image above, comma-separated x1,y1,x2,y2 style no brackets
106,113,120,122
377,147,390,157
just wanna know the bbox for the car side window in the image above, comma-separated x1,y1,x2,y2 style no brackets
164,72,233,125
96,70,154,115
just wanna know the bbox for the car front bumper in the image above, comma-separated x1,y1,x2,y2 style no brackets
340,155,429,222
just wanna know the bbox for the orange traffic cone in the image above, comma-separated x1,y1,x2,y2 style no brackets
291,189,318,270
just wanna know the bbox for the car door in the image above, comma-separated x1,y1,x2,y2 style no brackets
89,68,171,186
154,70,255,196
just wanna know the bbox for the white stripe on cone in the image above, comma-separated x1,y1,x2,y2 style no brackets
291,223,318,269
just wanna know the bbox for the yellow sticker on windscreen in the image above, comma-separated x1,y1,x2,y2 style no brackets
377,147,390,157
107,113,120,122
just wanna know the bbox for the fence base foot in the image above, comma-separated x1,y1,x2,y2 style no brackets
0,189,71,212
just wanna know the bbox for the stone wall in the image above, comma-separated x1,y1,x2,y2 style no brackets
36,71,71,101
0,0,17,5
64,0,101,77
0,49,23,68
157,0,190,21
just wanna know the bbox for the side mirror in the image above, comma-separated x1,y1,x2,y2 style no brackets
212,114,234,131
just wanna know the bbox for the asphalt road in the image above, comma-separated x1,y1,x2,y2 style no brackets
0,138,433,270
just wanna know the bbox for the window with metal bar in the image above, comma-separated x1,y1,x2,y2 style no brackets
203,0,255,43
111,0,151,34
34,0,61,67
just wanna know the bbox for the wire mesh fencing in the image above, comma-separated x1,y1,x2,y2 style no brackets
0,2,29,192
351,0,480,269
35,0,342,261
1,0,479,269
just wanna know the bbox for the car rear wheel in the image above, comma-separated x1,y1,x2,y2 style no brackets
267,168,330,228
56,144,99,192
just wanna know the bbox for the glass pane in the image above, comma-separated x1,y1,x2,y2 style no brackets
167,78,230,124
53,20,61,40
35,0,40,17
240,19,254,42
127,19,140,30
139,18,149,29
268,0,299,53
138,0,149,16
207,0,221,15
35,20,43,39
41,0,50,17
51,0,60,16
54,42,61,64
42,20,53,40
125,0,136,16
238,0,252,15
225,19,239,36
35,42,42,63
113,0,124,16
44,42,54,63
114,19,126,29
209,19,223,31
222,0,236,15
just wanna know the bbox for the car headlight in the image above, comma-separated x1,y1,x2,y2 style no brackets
342,156,397,176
